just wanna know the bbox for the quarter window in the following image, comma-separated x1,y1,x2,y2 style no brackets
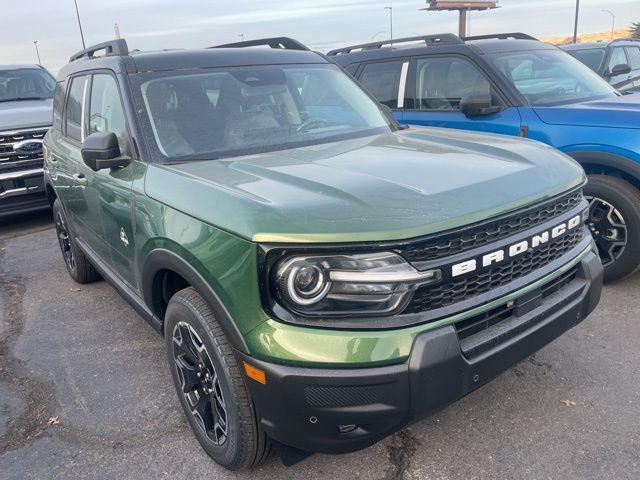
65,76,87,142
358,61,404,108
414,57,499,111
625,47,640,71
89,74,131,156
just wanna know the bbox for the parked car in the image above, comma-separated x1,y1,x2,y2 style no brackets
45,37,602,470
329,33,640,281
561,38,640,93
0,64,54,218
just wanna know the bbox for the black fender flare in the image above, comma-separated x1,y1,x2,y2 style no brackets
566,150,640,185
142,248,249,354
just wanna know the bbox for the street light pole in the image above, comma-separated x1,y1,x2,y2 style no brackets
238,34,245,41
384,6,393,42
602,9,615,41
33,41,41,65
372,31,386,42
573,0,580,44
73,0,86,49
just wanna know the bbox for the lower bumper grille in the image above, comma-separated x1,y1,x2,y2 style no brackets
405,227,584,313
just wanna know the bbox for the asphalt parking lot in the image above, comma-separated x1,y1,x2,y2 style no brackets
0,212,639,480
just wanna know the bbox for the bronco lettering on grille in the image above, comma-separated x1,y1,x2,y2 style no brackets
451,215,582,277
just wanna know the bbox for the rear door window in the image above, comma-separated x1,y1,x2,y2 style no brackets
358,61,404,108
65,76,87,142
625,47,640,71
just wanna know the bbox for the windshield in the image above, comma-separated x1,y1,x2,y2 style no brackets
568,48,606,72
0,68,55,102
135,64,393,162
489,49,618,106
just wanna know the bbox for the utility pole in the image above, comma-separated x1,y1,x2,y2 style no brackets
573,0,580,44
33,41,41,65
602,10,615,41
74,0,86,49
384,6,393,42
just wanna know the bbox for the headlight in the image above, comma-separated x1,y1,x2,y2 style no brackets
271,252,440,317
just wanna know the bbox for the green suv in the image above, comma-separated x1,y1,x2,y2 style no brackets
43,38,603,470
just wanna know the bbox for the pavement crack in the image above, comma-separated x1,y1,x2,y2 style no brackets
0,238,58,454
383,427,419,480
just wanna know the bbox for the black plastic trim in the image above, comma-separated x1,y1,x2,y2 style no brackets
566,150,640,183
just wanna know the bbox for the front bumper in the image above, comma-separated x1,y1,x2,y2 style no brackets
0,168,48,218
238,250,603,454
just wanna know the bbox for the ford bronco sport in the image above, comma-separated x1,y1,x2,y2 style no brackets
44,38,602,470
330,33,640,282
0,64,55,218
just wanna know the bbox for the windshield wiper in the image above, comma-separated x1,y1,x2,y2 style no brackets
0,96,51,103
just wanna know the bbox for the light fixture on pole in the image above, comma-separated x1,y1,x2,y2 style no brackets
73,0,86,49
384,6,393,42
602,9,615,41
33,41,41,65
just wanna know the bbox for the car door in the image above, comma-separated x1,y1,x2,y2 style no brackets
86,72,138,287
356,60,407,122
624,46,640,92
606,47,633,91
401,55,522,136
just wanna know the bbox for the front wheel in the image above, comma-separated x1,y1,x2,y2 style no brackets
584,175,640,282
164,287,271,470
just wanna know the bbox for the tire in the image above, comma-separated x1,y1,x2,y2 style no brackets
584,175,640,282
52,199,101,284
164,287,271,470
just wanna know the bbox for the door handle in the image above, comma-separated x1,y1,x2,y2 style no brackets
72,172,88,187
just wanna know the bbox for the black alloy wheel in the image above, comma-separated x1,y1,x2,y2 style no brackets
586,196,627,267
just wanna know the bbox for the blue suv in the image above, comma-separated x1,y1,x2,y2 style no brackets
330,33,640,281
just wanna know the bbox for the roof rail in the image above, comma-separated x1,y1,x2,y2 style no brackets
611,37,640,43
327,34,463,56
463,32,538,41
69,39,129,63
211,37,309,51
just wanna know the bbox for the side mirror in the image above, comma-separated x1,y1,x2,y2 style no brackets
81,132,131,171
460,93,502,117
609,63,631,77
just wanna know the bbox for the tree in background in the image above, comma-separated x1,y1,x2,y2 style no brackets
631,22,640,38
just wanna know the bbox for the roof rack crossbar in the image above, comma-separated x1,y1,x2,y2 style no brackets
69,39,129,63
463,32,537,41
211,37,309,51
327,34,463,56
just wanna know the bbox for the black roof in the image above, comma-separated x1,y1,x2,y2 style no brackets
57,38,327,80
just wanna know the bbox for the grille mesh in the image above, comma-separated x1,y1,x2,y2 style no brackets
397,190,583,265
405,227,584,313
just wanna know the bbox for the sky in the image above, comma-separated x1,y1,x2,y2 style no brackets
1,0,640,73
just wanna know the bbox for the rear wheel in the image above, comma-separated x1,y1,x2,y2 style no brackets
584,175,640,282
52,199,100,284
164,287,271,470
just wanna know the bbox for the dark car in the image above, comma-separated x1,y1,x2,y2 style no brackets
561,39,640,93
0,64,54,218
329,33,640,282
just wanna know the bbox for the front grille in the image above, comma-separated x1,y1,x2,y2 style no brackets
405,227,584,313
0,127,48,173
396,190,583,265
455,266,579,341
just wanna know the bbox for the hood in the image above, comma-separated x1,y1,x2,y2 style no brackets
145,128,585,243
0,98,53,131
533,93,640,129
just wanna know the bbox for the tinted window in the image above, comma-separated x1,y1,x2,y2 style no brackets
358,61,403,108
65,76,87,142
571,48,605,72
414,57,498,111
52,81,66,131
136,64,391,161
89,74,131,156
608,48,628,71
625,47,640,70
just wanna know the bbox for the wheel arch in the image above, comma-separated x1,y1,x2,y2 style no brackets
142,248,249,354
566,150,640,191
